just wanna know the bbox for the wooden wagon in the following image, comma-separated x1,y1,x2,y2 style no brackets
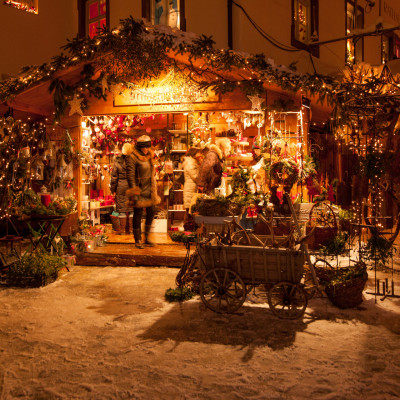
197,242,309,319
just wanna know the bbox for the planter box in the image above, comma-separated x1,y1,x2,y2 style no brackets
293,203,313,222
194,215,240,235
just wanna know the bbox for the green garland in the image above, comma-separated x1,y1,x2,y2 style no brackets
0,17,339,122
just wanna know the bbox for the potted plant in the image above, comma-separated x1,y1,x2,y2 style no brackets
317,261,368,309
337,207,354,233
7,251,66,287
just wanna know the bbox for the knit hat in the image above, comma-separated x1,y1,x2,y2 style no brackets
136,135,152,148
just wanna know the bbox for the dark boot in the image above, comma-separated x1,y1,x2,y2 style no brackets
144,225,155,247
133,228,144,249
125,216,131,234
117,218,126,235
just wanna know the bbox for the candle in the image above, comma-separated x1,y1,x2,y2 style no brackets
41,194,51,207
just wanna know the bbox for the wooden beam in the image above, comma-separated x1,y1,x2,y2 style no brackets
7,99,52,116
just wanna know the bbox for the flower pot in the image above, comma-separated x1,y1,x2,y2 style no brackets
325,271,368,309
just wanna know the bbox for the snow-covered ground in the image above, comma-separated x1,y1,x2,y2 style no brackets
0,266,399,400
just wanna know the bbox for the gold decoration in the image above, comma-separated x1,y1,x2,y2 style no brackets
248,95,265,112
68,93,84,116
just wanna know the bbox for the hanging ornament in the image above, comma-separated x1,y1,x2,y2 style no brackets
248,95,265,112
101,76,109,95
35,159,45,180
59,154,68,168
68,93,84,116
19,147,30,158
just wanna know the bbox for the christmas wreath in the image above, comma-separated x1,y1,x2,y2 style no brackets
269,159,299,189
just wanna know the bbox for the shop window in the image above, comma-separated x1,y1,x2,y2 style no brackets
3,0,38,14
142,0,186,31
345,1,364,66
383,33,400,63
291,0,319,56
78,0,109,39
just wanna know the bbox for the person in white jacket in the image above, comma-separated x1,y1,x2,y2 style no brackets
182,147,202,220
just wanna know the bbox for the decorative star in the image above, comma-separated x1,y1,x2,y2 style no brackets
248,95,265,112
101,75,109,95
68,93,84,116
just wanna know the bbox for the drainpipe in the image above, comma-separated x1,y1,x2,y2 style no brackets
228,0,233,49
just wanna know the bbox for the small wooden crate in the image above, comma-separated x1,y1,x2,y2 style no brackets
198,244,304,285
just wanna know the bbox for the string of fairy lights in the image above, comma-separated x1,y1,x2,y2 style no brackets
329,64,400,233
0,115,76,220
1,17,400,232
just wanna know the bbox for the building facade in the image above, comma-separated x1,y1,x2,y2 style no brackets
1,0,400,79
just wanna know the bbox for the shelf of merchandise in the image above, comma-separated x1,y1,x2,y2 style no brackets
227,156,253,162
165,116,190,230
168,130,187,134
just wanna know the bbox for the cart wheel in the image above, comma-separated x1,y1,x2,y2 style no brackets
200,268,246,313
268,281,308,319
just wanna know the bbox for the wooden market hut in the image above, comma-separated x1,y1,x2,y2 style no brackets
0,17,333,240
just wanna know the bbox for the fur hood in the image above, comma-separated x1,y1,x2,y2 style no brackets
122,142,132,156
131,145,154,162
208,144,223,160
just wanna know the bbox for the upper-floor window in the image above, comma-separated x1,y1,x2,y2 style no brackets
346,1,364,66
3,0,38,14
78,0,109,39
291,0,319,56
382,33,400,63
142,0,185,31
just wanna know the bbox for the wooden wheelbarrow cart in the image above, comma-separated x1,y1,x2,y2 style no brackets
196,194,319,319
197,243,310,319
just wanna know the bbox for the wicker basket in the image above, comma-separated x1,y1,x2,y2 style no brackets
324,272,368,308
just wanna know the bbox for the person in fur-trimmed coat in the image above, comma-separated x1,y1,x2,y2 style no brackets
110,143,133,234
197,143,224,194
126,135,161,248
182,147,202,218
